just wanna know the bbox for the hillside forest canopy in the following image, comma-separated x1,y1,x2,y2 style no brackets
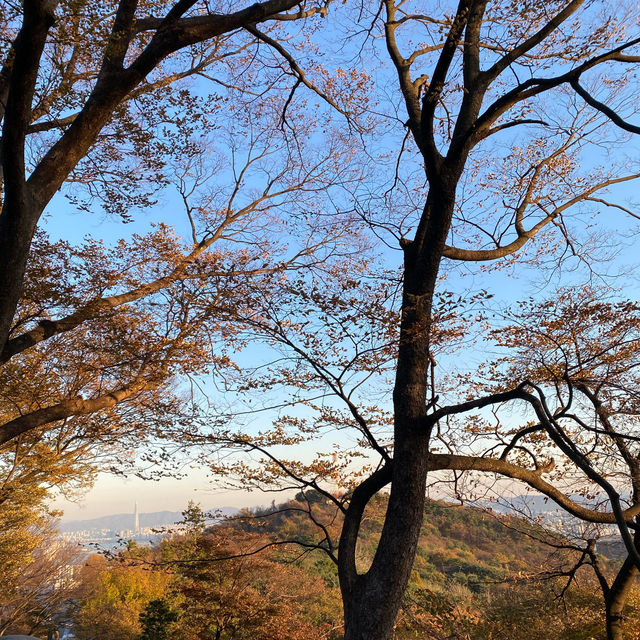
2,0,640,639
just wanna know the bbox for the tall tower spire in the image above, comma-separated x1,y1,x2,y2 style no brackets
133,501,140,534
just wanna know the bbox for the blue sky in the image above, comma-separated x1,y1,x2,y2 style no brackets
45,162,640,520
39,1,640,520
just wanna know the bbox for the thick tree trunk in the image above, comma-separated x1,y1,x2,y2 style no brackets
342,435,430,639
0,1,55,350
340,188,456,640
606,554,638,640
0,204,39,352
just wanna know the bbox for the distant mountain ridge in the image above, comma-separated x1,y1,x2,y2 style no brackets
59,507,239,533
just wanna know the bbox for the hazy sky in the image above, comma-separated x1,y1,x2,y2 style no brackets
51,468,271,520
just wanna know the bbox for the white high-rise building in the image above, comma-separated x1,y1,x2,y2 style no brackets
133,501,140,534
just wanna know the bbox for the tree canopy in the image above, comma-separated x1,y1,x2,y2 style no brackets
2,1,640,639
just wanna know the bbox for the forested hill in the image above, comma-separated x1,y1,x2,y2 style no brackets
229,494,627,639
29,494,637,640
235,495,572,589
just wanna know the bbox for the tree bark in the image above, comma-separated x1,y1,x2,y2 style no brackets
606,554,637,640
341,186,457,639
0,1,56,350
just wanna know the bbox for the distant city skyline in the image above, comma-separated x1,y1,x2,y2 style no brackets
51,468,268,521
